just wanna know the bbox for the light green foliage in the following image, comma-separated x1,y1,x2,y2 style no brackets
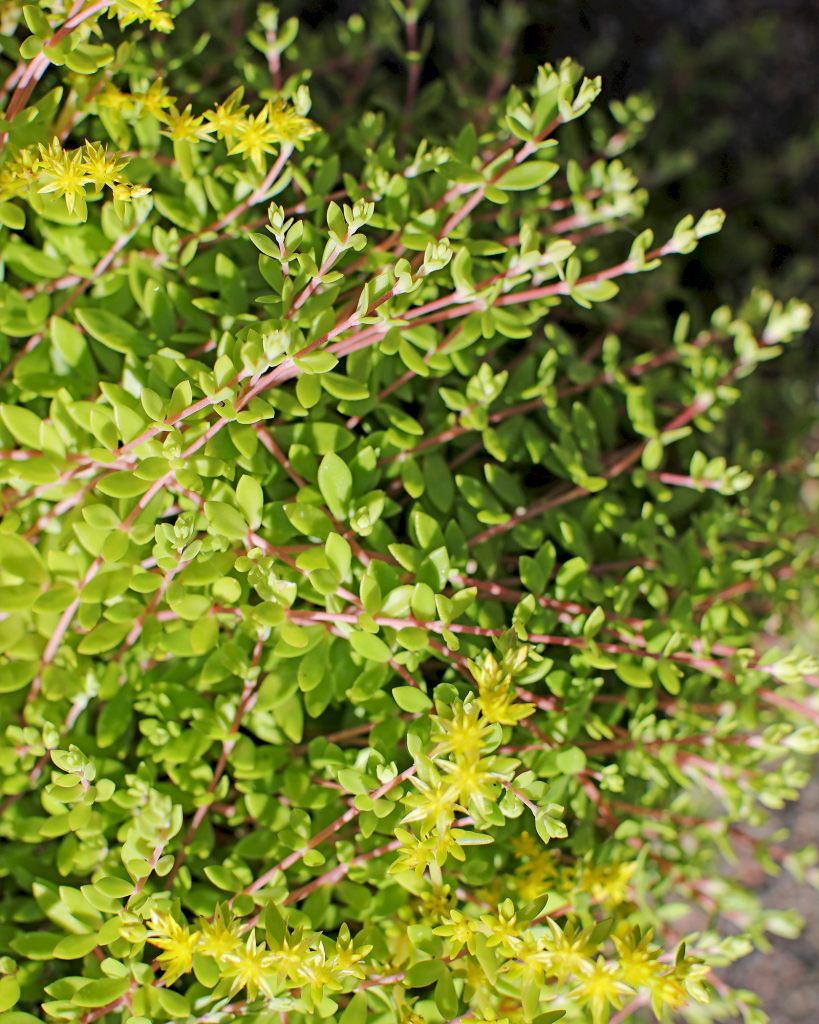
0,4,815,1024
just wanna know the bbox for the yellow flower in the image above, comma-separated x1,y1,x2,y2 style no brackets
612,928,663,989
580,860,638,908
110,0,174,33
514,844,560,902
451,953,488,994
438,754,504,817
81,142,129,190
112,183,152,202
0,146,40,200
133,79,176,120
649,973,689,1015
389,827,436,877
264,96,319,145
146,910,200,983
510,931,556,985
96,84,135,115
433,908,479,957
228,104,281,172
430,700,493,760
401,774,458,839
300,944,345,1002
539,918,595,986
470,651,535,725
329,923,371,981
570,956,634,1024
220,930,278,1000
161,104,216,143
480,900,520,951
267,925,316,984
204,87,249,147
37,140,90,215
198,906,242,960
229,99,317,171
419,886,454,922
511,831,541,860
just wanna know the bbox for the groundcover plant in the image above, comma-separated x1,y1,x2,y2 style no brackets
0,2,816,1024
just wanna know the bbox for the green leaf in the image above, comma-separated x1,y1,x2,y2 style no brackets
33,585,78,612
0,663,38,693
193,953,221,988
130,572,163,593
0,201,25,230
520,555,546,596
435,969,458,1020
53,933,100,960
249,231,280,257
309,568,339,595
0,533,49,584
391,685,431,712
573,279,620,303
583,606,605,639
495,160,559,190
141,388,166,422
404,960,446,987
615,659,653,688
642,436,664,471
348,630,392,662
97,683,135,748
397,626,429,651
157,989,190,1019
95,877,134,898
204,865,242,891
83,504,122,530
9,933,60,960
398,337,430,377
657,660,682,695
318,452,353,519
555,746,587,774
75,307,152,356
285,501,333,540
95,472,153,498
339,992,368,1024
293,350,338,374
205,500,249,540
450,828,493,846
320,372,369,400
77,621,132,654
326,532,351,581
72,977,132,1008
401,458,425,499
518,894,550,924
236,475,263,531
1,404,42,449
0,977,21,1013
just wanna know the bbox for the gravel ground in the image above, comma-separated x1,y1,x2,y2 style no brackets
720,776,819,1023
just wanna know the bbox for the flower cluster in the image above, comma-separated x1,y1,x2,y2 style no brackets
109,0,175,34
0,139,149,219
385,636,708,1022
95,80,318,172
147,906,369,1007
469,635,539,725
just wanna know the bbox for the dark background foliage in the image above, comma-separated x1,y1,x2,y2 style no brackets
283,0,818,446
296,0,818,309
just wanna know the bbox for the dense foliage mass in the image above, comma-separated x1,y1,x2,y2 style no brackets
0,3,816,1024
